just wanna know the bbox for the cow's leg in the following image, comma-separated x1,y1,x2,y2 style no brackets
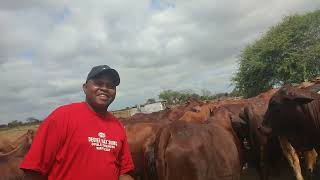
315,148,320,180
304,149,318,180
259,145,269,180
278,136,304,180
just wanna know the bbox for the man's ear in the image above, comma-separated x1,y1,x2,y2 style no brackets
82,83,87,94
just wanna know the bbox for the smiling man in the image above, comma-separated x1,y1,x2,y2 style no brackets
20,65,134,180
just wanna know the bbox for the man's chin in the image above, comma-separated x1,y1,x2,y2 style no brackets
95,98,114,109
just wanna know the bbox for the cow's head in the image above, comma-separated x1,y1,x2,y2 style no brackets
260,84,314,136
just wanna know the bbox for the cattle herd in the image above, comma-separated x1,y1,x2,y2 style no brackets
1,80,320,180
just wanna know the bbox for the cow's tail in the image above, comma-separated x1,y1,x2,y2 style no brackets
144,133,157,180
154,125,172,180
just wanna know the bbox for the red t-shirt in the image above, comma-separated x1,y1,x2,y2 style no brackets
20,102,134,180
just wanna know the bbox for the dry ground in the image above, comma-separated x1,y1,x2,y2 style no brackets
0,124,39,139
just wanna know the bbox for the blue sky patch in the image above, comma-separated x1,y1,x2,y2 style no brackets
20,50,35,61
53,7,71,24
149,0,175,11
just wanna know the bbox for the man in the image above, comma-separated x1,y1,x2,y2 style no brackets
20,65,135,180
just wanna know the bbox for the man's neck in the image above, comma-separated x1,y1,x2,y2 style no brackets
85,102,108,116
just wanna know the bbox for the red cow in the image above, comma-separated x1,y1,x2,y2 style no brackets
155,107,242,180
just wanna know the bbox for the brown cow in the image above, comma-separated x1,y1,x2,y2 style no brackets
0,138,15,153
0,130,35,153
0,129,34,180
178,102,217,123
243,88,318,180
239,89,285,180
178,98,249,170
275,82,319,180
179,98,249,137
124,121,162,180
155,107,241,180
298,79,320,93
159,97,204,122
259,84,320,179
122,97,205,180
260,84,320,149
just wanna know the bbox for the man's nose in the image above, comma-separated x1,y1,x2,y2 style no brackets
99,84,109,90
98,84,114,91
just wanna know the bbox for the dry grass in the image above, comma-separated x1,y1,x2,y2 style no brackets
0,125,39,139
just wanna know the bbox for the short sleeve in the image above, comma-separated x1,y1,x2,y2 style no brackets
20,108,67,175
118,132,134,175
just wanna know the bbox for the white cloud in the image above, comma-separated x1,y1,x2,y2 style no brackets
0,0,319,124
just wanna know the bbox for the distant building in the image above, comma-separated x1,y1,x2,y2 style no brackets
111,100,166,118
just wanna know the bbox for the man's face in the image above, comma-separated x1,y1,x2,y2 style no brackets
83,74,116,111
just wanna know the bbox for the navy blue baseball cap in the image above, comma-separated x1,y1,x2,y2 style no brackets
86,65,120,86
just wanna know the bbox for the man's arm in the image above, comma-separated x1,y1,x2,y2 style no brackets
20,108,67,177
23,170,47,180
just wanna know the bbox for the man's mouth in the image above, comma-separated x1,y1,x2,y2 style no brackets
97,94,109,101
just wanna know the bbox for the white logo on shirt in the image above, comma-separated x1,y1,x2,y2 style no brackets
88,132,117,152
98,132,106,138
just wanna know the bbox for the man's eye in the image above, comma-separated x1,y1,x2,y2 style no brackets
92,81,115,88
93,81,104,86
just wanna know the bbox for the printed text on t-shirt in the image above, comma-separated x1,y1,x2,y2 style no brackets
88,132,118,152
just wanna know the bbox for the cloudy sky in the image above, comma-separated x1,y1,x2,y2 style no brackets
0,0,319,124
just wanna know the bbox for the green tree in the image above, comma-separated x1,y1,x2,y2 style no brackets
26,117,40,124
159,89,199,105
159,90,180,105
233,10,320,97
7,120,23,128
200,89,212,100
158,89,231,105
146,98,156,104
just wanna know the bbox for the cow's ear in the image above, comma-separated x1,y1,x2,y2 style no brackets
293,95,314,104
285,93,314,104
